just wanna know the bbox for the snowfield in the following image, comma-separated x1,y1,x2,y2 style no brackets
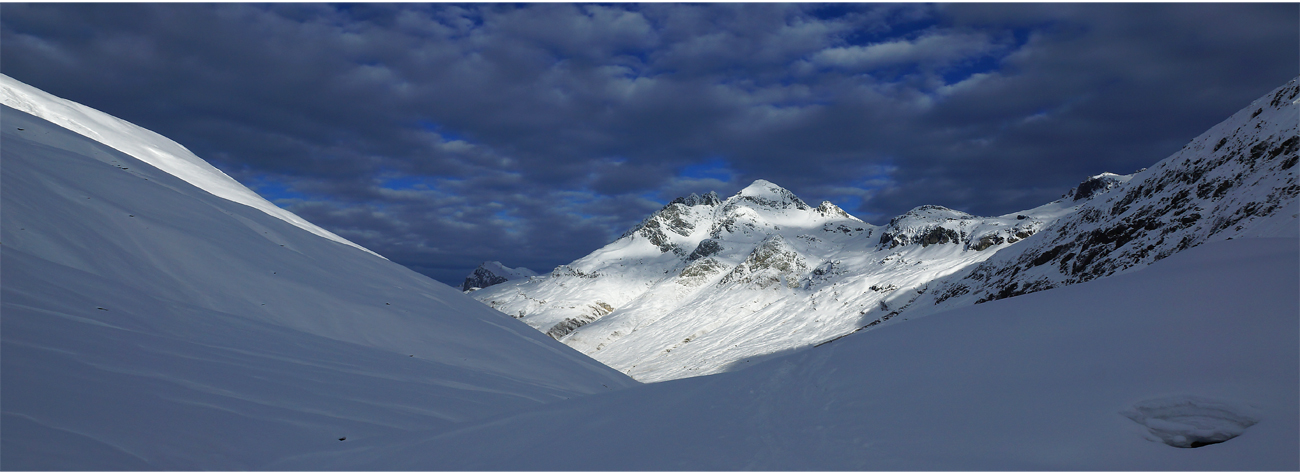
1,73,1296,470
0,100,634,469
294,237,1300,470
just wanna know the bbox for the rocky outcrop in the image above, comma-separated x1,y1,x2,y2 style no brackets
622,194,720,253
718,235,809,289
462,261,538,291
545,301,615,339
920,77,1300,308
463,268,510,291
1065,173,1131,201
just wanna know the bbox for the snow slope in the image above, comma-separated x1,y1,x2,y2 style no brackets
0,104,635,470
0,73,378,257
905,76,1300,318
290,237,1300,470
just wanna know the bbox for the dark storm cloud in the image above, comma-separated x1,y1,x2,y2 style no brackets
2,3,1296,285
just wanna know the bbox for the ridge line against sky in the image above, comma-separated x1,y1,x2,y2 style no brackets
2,3,1295,285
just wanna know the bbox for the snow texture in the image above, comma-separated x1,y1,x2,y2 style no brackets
0,73,380,258
0,103,635,470
292,237,1300,470
2,71,1295,471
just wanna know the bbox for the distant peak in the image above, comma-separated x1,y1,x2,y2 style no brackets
738,179,784,195
670,191,722,207
463,261,536,291
1066,172,1132,201
816,201,859,221
903,204,969,217
884,205,975,228
730,179,810,210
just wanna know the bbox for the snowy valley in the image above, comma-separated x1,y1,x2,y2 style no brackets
1,72,1296,470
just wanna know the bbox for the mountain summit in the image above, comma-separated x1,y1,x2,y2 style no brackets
472,177,1082,381
462,261,538,291
474,78,1299,383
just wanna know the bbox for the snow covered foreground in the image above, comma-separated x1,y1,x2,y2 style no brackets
0,105,634,470
293,237,1300,470
2,73,1295,470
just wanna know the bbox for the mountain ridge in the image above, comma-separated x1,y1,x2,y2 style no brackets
472,76,1299,382
473,174,1095,381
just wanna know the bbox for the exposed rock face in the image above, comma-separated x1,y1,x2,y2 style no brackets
462,268,509,291
686,239,723,262
461,262,538,291
718,235,809,289
815,200,856,219
915,77,1299,310
546,301,615,339
622,197,713,253
876,205,1051,251
1066,173,1132,201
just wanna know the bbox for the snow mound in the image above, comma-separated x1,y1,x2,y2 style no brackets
1123,396,1262,448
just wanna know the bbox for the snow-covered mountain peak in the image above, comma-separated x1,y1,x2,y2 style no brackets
876,205,983,250
891,204,976,222
1064,172,1134,201
670,191,723,207
462,261,538,291
729,179,812,211
472,77,1296,383
815,200,860,221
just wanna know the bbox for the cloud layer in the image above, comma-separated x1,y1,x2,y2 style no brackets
3,3,1296,284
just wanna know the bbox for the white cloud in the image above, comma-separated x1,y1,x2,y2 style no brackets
812,31,1003,71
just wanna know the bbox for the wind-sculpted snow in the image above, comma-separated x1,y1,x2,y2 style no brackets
0,106,635,469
